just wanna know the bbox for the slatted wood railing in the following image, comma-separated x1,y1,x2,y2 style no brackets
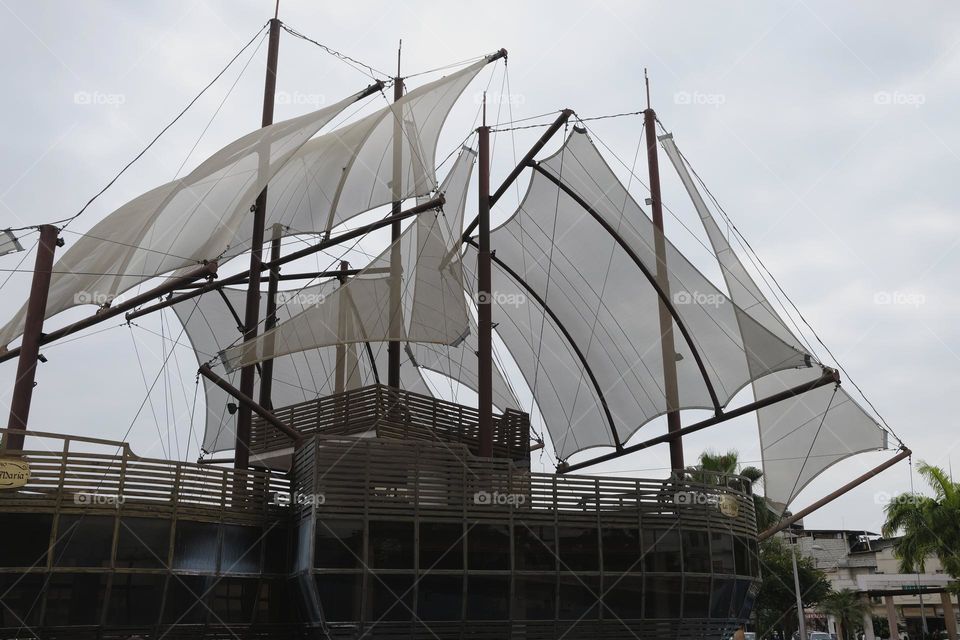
250,384,531,461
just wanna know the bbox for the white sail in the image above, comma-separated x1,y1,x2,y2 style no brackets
659,132,889,509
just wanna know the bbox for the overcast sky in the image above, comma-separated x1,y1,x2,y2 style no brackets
1,1,959,535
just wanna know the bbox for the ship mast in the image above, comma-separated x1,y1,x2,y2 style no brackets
644,70,685,473
235,10,281,469
477,95,493,457
387,42,404,389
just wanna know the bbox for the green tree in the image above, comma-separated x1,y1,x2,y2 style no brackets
881,461,960,579
690,449,778,531
819,589,869,640
753,538,831,639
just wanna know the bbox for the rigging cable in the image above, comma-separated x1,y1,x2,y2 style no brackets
280,23,390,81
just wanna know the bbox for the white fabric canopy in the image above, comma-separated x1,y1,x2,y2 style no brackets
1,230,24,256
660,132,888,508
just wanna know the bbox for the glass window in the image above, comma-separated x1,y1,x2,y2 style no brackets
558,526,598,572
53,515,114,568
515,574,555,620
684,576,711,618
0,513,51,568
601,574,643,620
681,529,711,574
419,521,463,570
43,573,107,626
116,517,169,568
172,521,219,571
417,575,463,621
602,526,641,574
710,578,735,619
733,536,751,576
315,574,361,622
643,527,681,573
514,523,556,571
163,575,210,624
468,523,510,570
466,575,510,620
558,574,599,620
209,577,259,623
221,525,261,574
711,531,735,574
106,573,163,626
733,579,755,619
256,578,294,624
262,523,289,574
315,519,363,569
371,573,414,622
0,574,43,627
644,575,681,619
369,520,413,569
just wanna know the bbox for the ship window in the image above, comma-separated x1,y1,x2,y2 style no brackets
221,525,261,574
417,575,463,621
643,528,681,573
163,575,210,624
0,574,43,627
514,523,556,571
558,526,598,572
710,578,735,618
172,521,220,571
262,522,289,573
315,519,363,569
515,574,556,620
116,517,169,568
210,577,259,623
468,523,510,570
255,578,293,624
645,575,681,619
601,574,643,620
601,526,641,573
0,513,51,568
369,520,413,569
43,572,107,626
684,576,711,618
53,514,114,568
559,574,599,620
106,573,163,626
732,578,754,619
681,529,711,573
419,521,463,570
710,531,735,574
466,575,510,620
371,573,414,622
315,574,361,622
733,536,751,576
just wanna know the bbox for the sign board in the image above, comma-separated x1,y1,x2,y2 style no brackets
0,457,30,489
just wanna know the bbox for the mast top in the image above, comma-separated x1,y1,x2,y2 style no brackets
274,0,279,20
644,67,651,111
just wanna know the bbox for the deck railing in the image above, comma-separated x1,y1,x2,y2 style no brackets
250,384,531,461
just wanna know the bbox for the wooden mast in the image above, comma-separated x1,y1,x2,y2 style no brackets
387,43,404,389
258,223,284,409
235,13,281,469
3,224,59,451
644,70,685,474
477,94,493,457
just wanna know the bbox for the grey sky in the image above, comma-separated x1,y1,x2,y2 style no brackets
1,1,958,534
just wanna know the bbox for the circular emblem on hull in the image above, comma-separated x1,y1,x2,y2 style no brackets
719,494,740,518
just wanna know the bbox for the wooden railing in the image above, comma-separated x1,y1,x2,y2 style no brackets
251,384,531,461
0,429,289,523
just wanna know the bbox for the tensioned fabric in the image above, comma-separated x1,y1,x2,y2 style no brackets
0,59,490,351
660,133,888,508
485,128,809,461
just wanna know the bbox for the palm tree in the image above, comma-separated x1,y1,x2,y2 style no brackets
690,449,777,530
881,460,960,578
819,589,869,640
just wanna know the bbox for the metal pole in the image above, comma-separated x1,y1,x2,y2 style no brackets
387,73,404,389
334,260,349,394
198,364,301,445
792,546,809,640
236,16,281,469
477,102,493,458
4,224,59,451
643,82,683,473
258,223,283,409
